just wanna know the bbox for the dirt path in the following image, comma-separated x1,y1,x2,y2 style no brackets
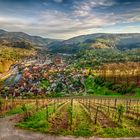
0,115,140,140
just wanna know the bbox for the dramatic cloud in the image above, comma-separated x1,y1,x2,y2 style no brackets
0,0,139,39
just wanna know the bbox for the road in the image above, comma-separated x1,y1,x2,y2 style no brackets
0,115,140,140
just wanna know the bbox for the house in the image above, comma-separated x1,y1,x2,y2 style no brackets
53,56,63,65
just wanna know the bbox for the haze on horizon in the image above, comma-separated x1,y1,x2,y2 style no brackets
0,0,140,39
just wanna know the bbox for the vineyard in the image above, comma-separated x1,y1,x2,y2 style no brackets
0,97,140,138
0,98,50,116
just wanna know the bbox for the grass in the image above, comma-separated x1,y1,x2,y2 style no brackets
99,117,140,138
17,109,49,132
92,116,140,137
16,103,56,133
135,88,140,98
71,102,94,137
89,85,140,98
5,104,34,116
101,127,139,137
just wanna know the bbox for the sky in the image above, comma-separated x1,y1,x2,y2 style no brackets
0,0,140,39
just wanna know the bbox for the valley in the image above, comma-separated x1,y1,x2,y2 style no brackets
0,30,140,98
0,0,140,139
0,30,140,139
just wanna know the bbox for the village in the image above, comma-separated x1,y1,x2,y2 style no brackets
0,54,87,98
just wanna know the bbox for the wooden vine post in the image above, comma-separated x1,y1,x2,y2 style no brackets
114,98,117,108
53,99,56,113
89,98,91,116
108,99,110,116
35,91,39,112
46,105,49,122
95,106,99,124
137,100,139,120
70,98,73,130
43,98,45,108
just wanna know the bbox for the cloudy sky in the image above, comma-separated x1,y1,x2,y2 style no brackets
0,0,140,39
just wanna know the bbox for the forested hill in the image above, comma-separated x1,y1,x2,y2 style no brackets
0,29,59,48
0,29,140,53
49,33,140,53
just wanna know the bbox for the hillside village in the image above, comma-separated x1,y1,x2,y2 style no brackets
0,54,87,98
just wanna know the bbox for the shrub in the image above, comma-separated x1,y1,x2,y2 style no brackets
105,81,114,90
85,75,94,93
21,104,28,117
111,84,121,91
94,76,105,86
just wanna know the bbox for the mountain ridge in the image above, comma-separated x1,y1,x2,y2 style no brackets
0,29,60,48
49,33,140,53
0,29,140,53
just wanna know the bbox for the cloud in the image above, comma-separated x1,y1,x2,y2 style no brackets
54,0,63,3
121,26,140,33
73,0,116,17
0,0,140,39
0,10,107,39
36,10,108,36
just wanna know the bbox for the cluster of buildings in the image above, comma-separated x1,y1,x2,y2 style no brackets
1,54,85,97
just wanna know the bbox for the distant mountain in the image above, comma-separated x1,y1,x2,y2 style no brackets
0,29,7,34
49,33,140,53
0,29,59,48
0,29,140,53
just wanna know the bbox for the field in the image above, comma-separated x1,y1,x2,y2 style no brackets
0,97,140,138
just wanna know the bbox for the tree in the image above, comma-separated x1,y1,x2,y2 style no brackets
85,75,94,94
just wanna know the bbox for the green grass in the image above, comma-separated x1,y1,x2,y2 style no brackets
89,85,140,98
93,117,140,137
135,88,140,98
100,126,140,138
17,109,49,132
5,104,34,116
16,104,55,133
71,103,94,137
